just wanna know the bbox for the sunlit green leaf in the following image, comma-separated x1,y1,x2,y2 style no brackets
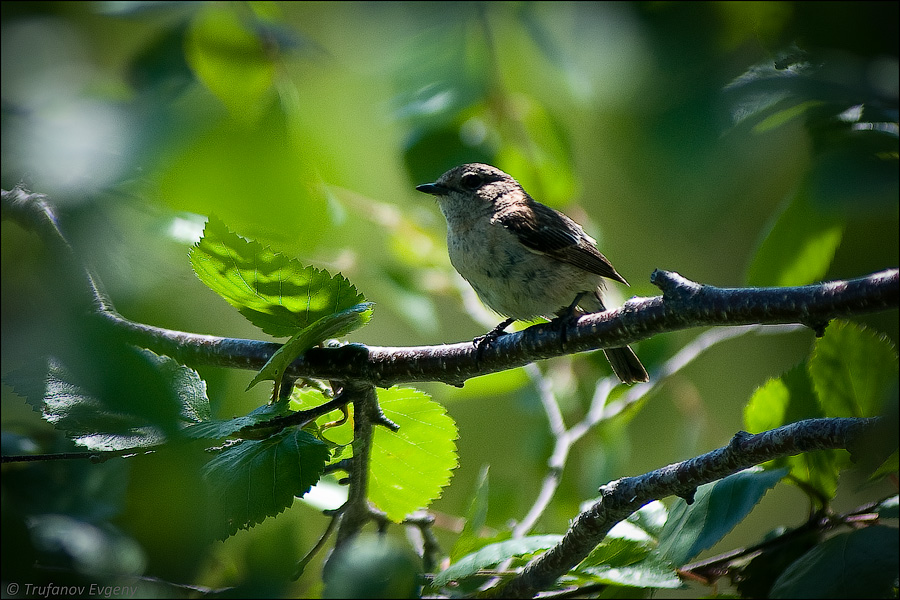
808,320,898,418
368,387,459,522
432,535,562,587
190,216,367,337
203,427,329,539
744,365,840,501
744,365,822,433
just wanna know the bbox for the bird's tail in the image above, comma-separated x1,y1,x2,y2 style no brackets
603,346,649,384
580,290,649,384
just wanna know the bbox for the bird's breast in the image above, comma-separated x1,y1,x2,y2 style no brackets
446,222,601,320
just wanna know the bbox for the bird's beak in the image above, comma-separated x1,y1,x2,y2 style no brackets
415,182,448,196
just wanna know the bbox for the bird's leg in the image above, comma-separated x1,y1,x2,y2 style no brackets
472,317,515,359
552,293,586,347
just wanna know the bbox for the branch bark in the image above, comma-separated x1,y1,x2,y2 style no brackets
485,417,885,599
3,188,895,389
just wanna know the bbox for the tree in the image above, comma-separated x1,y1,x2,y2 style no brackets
2,2,897,598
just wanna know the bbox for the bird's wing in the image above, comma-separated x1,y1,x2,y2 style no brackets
494,201,629,285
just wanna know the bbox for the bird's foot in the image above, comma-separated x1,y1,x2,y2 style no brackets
473,318,515,360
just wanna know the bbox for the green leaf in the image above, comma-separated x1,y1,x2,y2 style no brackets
202,427,329,539
577,520,657,571
368,387,459,522
752,100,826,133
808,321,899,418
247,303,373,390
744,366,842,502
770,526,900,599
745,365,823,433
432,535,562,587
495,97,576,209
657,466,787,566
185,5,276,121
190,216,367,338
451,465,492,562
182,398,294,440
746,189,843,287
626,501,669,540
8,348,209,452
577,555,682,590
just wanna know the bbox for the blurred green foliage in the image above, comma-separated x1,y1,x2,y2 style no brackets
2,1,897,597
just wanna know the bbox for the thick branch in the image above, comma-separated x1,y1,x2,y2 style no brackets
486,417,883,599
3,187,898,389
101,269,898,387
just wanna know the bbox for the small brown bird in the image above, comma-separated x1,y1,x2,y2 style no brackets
417,163,648,384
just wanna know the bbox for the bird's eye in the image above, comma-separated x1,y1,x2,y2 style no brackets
460,173,483,190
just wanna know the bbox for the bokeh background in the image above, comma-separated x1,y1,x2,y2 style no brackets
2,1,897,597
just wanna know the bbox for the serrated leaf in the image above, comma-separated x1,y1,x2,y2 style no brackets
451,465,491,562
7,349,209,452
744,366,841,502
182,398,294,440
202,428,329,539
746,189,843,287
247,303,373,390
770,526,899,599
368,387,459,523
190,216,367,338
432,535,562,587
657,466,787,566
808,321,899,418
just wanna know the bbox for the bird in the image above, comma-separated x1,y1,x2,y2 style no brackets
416,163,648,384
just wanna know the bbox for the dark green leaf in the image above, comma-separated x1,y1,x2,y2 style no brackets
657,466,787,566
770,526,900,599
7,348,209,452
875,495,899,519
182,398,294,440
577,555,682,590
202,428,329,539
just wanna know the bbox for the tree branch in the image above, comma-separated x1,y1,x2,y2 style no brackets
485,417,884,599
3,188,895,390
